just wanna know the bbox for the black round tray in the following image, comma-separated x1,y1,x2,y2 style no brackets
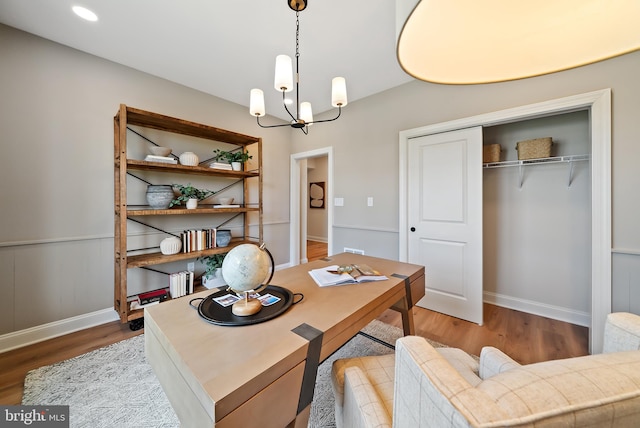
196,285,294,326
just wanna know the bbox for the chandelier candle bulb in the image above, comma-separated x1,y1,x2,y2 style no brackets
331,77,348,107
300,102,313,124
274,55,293,91
249,89,265,116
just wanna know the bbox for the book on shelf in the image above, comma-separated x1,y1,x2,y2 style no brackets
210,162,232,170
144,154,178,164
308,264,388,287
138,289,169,305
213,204,241,208
181,228,217,252
169,270,194,298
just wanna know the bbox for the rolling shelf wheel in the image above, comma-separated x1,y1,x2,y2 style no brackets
129,318,144,331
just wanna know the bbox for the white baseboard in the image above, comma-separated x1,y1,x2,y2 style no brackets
484,291,591,327
0,308,119,354
307,236,328,243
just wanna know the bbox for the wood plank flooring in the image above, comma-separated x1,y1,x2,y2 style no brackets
0,241,588,405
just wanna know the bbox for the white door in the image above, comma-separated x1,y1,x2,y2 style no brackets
408,127,484,325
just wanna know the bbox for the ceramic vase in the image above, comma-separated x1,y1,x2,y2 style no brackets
231,161,242,171
146,185,174,209
160,236,182,255
186,198,198,209
203,268,227,289
216,229,232,247
179,151,199,166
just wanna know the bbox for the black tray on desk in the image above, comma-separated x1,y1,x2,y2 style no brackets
196,285,294,326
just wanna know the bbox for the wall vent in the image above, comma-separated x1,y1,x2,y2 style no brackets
343,247,365,255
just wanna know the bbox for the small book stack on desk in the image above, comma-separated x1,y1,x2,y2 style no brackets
308,264,387,287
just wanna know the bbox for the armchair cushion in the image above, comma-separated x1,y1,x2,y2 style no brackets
603,312,640,353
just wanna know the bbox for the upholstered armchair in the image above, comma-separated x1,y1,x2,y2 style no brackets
331,312,640,427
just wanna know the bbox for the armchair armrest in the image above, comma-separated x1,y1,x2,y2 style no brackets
394,336,509,427
479,346,521,379
342,366,392,428
603,312,640,353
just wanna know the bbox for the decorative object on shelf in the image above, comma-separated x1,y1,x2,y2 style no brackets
248,0,347,135
149,146,172,157
215,229,232,247
199,253,228,289
397,1,640,84
212,149,252,171
186,198,198,210
160,236,182,255
483,144,501,163
178,151,199,166
170,183,215,208
516,137,552,160
217,197,234,205
146,184,175,209
221,243,275,316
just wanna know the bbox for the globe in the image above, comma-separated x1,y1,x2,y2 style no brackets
221,243,274,316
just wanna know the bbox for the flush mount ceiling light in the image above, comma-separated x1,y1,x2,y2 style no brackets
249,0,347,134
397,0,640,84
72,5,98,22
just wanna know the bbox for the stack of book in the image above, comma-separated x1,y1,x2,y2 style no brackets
181,228,218,252
130,289,169,310
169,271,194,298
210,162,232,170
145,154,178,164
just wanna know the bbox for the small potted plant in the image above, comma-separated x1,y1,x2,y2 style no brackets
198,253,227,289
170,183,215,209
212,148,252,171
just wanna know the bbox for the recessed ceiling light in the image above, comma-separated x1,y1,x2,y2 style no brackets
72,6,98,22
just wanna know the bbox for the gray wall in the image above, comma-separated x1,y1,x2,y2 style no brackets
2,21,639,337
0,24,292,335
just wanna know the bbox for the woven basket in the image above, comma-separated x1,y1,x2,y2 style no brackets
483,144,501,163
516,137,552,160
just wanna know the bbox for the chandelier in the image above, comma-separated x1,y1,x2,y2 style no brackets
249,0,347,134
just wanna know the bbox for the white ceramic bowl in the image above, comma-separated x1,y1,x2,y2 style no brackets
217,197,234,205
150,146,172,157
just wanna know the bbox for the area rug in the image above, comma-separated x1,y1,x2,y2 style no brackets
22,320,410,428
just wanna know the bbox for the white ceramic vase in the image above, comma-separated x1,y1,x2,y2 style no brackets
179,151,199,166
231,161,242,171
203,268,227,289
160,236,182,255
186,198,198,209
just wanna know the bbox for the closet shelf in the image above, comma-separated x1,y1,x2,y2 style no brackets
483,154,590,188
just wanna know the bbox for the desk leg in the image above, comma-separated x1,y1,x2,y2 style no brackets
391,296,415,336
391,274,416,336
286,405,311,428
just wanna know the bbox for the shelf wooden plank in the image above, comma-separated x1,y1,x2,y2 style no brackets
126,206,259,216
126,159,260,177
123,106,260,145
126,239,252,268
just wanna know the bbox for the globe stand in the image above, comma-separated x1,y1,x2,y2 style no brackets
232,292,262,316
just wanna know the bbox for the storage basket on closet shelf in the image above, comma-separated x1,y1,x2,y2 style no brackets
483,144,501,163
516,137,552,160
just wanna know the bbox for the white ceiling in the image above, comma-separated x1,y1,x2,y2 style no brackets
0,0,414,121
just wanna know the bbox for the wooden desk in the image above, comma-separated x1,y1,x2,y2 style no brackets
145,253,424,428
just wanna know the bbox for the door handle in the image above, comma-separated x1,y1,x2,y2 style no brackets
410,227,416,232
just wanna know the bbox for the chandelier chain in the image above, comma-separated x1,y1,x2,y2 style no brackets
295,11,300,59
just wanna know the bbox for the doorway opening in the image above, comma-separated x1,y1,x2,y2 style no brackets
289,147,333,266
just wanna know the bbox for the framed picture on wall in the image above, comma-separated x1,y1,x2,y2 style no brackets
309,182,325,209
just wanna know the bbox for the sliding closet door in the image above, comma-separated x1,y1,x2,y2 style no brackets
408,127,484,325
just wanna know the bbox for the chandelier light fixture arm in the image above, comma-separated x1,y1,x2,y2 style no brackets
249,0,347,134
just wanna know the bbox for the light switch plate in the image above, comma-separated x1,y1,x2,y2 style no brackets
334,197,344,206
367,197,374,207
